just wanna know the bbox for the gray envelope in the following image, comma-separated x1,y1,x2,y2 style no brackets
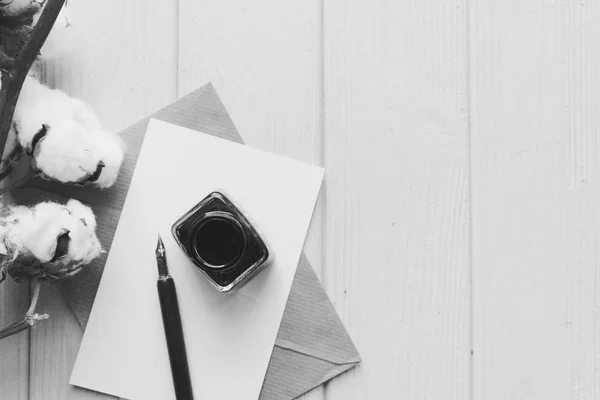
12,83,360,399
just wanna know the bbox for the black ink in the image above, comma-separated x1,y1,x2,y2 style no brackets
172,192,270,292
193,215,244,267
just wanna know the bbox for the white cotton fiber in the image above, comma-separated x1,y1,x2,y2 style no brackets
88,129,126,188
14,76,101,149
33,120,99,184
32,120,125,187
12,76,125,188
71,98,103,132
2,199,101,267
62,199,101,263
65,198,97,231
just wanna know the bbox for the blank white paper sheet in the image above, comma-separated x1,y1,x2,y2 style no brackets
70,119,324,400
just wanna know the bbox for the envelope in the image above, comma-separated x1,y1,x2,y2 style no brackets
12,83,361,399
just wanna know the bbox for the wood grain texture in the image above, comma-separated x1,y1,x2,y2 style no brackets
323,0,471,398
45,1,179,132
0,279,29,399
178,2,324,399
29,286,112,400
471,1,600,399
27,1,178,399
6,0,600,398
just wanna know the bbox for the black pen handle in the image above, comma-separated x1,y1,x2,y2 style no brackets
157,277,195,400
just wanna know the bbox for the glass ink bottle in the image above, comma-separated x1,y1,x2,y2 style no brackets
172,191,271,292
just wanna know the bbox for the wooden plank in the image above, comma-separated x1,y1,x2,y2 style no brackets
29,286,110,400
471,1,600,398
28,1,178,399
177,0,322,162
0,279,29,399
323,0,470,398
178,2,323,399
0,150,33,399
43,1,179,132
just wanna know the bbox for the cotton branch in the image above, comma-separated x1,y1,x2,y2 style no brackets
0,280,48,340
0,0,66,161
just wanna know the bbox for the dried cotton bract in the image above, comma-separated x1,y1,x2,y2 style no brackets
0,0,41,18
0,199,101,284
11,76,126,188
0,0,73,61
0,0,41,73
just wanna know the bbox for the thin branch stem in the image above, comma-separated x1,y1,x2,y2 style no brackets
27,279,41,315
0,0,66,161
0,319,30,340
0,280,48,340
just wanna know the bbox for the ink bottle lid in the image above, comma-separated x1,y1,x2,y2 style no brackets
172,191,271,292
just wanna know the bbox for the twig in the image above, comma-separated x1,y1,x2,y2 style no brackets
0,0,66,341
27,279,42,314
0,0,65,162
0,280,48,340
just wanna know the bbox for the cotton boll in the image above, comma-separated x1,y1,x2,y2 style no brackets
4,205,36,251
58,200,101,263
65,198,97,231
0,199,102,283
36,6,73,60
89,130,126,188
47,200,101,264
13,76,101,150
12,77,48,147
14,76,73,148
11,76,125,188
5,201,66,263
32,120,100,184
21,204,66,263
5,205,32,223
31,121,125,188
54,200,100,263
14,76,101,148
63,216,101,264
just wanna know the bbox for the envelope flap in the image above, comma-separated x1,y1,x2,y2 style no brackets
261,346,358,400
276,255,361,366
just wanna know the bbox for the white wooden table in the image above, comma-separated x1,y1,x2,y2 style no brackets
1,0,600,399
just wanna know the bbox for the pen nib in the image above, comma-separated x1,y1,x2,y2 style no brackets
156,235,169,277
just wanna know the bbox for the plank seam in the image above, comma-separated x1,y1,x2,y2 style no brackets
320,1,329,400
466,0,475,399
